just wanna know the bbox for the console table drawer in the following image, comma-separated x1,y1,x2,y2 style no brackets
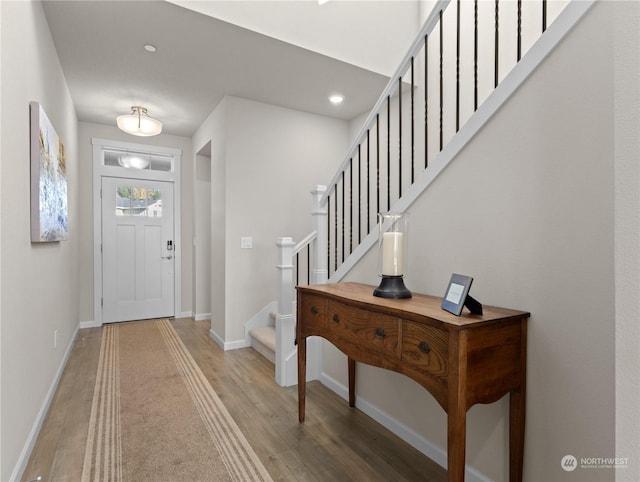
402,321,449,379
299,294,327,335
328,301,401,358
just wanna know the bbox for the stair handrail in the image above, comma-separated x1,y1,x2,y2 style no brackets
293,231,317,256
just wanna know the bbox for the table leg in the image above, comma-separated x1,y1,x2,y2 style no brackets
447,406,467,482
510,319,527,481
298,336,307,423
509,388,526,482
348,357,356,407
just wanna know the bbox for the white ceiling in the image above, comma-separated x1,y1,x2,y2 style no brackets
170,0,420,78
41,0,417,138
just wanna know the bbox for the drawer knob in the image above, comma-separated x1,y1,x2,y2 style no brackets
310,306,318,314
418,341,431,354
332,314,340,323
374,328,386,339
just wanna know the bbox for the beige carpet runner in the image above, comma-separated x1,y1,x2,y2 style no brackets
81,319,273,482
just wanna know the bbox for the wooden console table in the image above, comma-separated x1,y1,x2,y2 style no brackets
296,282,529,482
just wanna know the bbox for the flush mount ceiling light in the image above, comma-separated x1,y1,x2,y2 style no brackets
118,154,149,170
116,106,162,137
329,94,344,104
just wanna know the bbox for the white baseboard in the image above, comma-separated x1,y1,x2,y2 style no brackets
11,323,80,482
208,328,249,351
209,328,225,349
79,320,101,329
224,339,250,350
319,372,492,482
193,312,211,321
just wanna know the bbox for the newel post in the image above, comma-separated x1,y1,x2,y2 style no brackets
301,185,327,385
275,237,295,386
311,185,328,285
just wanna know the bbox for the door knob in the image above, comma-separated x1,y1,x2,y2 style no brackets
162,255,173,260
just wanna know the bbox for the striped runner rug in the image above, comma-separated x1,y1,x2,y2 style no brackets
81,319,273,482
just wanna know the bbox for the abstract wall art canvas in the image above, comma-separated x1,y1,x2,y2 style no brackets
30,101,68,242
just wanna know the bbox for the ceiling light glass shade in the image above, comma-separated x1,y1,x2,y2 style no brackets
116,106,162,136
118,154,149,170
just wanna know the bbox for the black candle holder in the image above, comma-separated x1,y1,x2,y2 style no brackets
373,275,412,299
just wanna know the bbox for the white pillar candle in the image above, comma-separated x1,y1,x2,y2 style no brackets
381,232,403,276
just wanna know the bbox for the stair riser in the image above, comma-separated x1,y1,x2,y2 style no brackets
251,338,275,364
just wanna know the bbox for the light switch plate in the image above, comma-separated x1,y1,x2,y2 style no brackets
240,236,253,249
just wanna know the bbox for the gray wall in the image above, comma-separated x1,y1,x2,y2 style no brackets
193,96,351,344
0,2,78,479
613,2,640,480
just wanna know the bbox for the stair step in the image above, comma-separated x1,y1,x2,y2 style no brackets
250,326,276,350
250,325,276,364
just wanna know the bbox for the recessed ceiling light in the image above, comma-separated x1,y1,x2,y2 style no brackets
329,94,344,104
144,44,157,53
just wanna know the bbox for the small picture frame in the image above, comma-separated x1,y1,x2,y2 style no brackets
441,274,474,316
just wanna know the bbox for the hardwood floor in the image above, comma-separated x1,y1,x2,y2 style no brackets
22,318,446,482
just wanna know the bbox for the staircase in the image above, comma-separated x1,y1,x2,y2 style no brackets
249,313,276,364
248,0,594,385
244,301,277,365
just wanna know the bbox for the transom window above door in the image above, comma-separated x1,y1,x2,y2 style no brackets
103,149,173,172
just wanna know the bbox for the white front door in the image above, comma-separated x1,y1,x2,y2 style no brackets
102,176,175,322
